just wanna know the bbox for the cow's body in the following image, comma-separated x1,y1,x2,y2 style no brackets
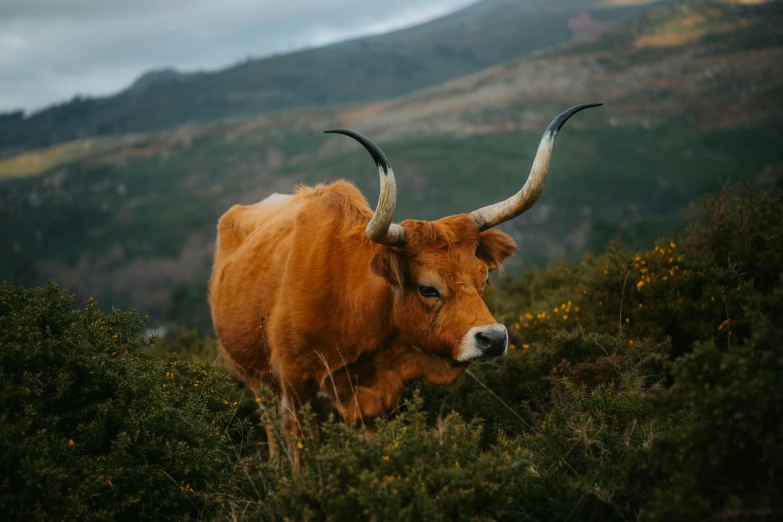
209,182,482,425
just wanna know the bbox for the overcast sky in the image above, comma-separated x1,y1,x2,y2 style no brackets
0,0,477,114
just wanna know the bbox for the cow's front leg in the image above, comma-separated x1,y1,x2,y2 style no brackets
277,375,320,473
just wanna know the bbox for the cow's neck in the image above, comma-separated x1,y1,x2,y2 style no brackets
318,237,399,369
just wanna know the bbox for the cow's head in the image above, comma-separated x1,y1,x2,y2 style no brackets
325,103,601,364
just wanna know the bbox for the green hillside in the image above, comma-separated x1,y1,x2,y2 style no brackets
2,123,780,325
0,0,664,154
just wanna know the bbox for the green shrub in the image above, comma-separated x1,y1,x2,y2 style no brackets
242,394,531,521
492,182,783,357
644,306,783,520
0,282,256,520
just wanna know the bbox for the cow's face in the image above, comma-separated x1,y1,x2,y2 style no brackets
371,215,517,364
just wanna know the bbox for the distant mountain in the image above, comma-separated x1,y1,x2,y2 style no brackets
126,68,193,94
0,0,661,155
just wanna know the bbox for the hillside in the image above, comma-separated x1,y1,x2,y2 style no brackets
0,0,664,155
1,0,782,327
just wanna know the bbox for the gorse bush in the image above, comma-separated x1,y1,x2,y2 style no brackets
2,182,782,520
0,283,256,520
493,182,783,355
245,396,532,522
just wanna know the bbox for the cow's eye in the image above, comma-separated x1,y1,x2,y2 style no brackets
418,285,440,299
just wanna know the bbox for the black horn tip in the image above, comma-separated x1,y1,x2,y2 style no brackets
323,128,392,174
546,102,604,140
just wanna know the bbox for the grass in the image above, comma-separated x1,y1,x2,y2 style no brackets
0,136,140,179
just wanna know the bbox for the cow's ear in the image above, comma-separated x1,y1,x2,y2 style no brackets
477,229,517,271
371,248,405,287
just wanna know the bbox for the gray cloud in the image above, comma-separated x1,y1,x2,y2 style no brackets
0,0,477,113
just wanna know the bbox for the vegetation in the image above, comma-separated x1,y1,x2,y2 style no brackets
3,182,781,520
0,283,256,520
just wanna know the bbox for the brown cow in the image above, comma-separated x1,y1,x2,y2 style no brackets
208,103,601,466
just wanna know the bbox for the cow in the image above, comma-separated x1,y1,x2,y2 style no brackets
208,103,602,467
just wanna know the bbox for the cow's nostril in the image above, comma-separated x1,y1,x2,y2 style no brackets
475,331,492,350
474,328,507,356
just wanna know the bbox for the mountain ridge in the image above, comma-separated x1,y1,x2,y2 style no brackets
0,0,667,155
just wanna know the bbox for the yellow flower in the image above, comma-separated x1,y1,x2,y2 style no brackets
510,344,517,350
639,303,644,308
297,441,304,449
107,480,113,488
628,340,634,345
574,307,580,313
522,344,531,350
382,455,390,462
663,276,668,281
255,397,262,403
193,383,199,387
637,280,645,290
68,439,75,448
670,242,676,249
562,315,568,320
455,461,460,468
625,318,630,323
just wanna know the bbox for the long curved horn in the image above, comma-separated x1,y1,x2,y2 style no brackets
470,103,603,231
324,129,408,247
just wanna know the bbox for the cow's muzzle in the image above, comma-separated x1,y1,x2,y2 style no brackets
456,324,509,363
